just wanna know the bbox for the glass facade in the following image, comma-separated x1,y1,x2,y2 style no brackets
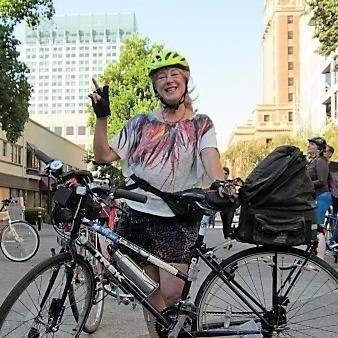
21,13,137,146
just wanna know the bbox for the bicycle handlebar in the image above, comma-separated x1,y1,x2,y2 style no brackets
113,188,147,203
1,199,11,205
91,186,147,204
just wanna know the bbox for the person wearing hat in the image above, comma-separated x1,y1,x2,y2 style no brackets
90,50,228,335
307,136,331,259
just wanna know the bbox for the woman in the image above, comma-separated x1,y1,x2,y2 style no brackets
90,50,226,335
307,136,331,259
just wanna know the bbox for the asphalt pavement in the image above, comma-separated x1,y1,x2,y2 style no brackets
0,224,337,337
0,224,241,337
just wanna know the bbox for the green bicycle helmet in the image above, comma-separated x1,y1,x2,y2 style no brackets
148,50,190,77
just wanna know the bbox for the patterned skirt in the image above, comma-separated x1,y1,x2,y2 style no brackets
116,205,199,264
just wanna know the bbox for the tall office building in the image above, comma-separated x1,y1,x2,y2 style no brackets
20,13,137,148
230,0,305,146
298,12,327,133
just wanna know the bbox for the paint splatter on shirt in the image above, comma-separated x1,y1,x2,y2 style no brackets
109,112,218,216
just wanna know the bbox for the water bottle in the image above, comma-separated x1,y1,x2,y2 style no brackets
112,250,159,296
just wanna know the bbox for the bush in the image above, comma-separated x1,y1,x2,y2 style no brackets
24,207,46,227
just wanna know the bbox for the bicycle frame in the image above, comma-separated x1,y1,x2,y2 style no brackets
47,177,319,337
72,218,317,337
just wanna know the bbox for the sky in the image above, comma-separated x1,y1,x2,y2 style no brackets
53,0,264,151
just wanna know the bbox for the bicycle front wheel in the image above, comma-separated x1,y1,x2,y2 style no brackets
0,253,95,338
0,221,40,262
195,246,338,337
78,239,105,334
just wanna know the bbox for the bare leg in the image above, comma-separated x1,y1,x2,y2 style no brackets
143,265,163,338
159,263,188,307
142,263,188,337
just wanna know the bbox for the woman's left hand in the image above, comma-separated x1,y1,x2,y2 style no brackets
211,180,237,198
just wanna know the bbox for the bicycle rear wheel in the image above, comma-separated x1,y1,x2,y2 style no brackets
0,221,40,262
78,239,105,334
195,246,338,337
0,253,95,338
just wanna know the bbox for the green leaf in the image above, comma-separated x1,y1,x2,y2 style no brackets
0,25,31,142
0,0,55,142
307,0,338,55
87,35,163,138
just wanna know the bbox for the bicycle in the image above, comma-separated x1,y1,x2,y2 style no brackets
53,161,124,334
1,164,338,337
324,213,338,263
0,198,40,262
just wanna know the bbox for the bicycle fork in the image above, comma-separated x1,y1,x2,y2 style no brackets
30,259,77,334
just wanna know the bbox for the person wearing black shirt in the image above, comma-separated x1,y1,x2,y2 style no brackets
324,145,338,215
307,137,331,259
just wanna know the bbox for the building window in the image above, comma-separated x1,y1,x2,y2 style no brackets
288,46,294,55
288,111,293,122
66,126,74,135
287,15,293,24
26,148,40,171
326,100,332,118
54,126,62,135
2,140,7,157
288,93,293,102
11,145,22,164
325,72,331,91
263,114,270,122
288,31,293,39
78,126,86,135
288,77,294,86
288,62,294,70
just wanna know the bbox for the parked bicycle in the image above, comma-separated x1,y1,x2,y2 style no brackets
325,213,338,263
47,160,129,334
1,161,338,337
0,198,40,262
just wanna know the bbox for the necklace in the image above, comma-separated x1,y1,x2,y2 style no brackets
161,109,185,124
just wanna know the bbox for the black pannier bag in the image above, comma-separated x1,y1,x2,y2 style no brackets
235,145,317,246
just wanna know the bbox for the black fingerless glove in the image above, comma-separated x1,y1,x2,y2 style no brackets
210,179,227,190
91,85,111,118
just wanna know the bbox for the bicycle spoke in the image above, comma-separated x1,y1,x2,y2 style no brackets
0,254,94,338
244,258,265,306
195,247,338,338
234,262,266,308
290,310,338,325
288,277,331,319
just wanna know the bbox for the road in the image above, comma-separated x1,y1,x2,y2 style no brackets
0,224,337,337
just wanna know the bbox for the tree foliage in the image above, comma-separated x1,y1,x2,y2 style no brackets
223,134,308,179
307,0,338,55
0,0,54,26
322,120,338,161
0,25,31,142
0,0,54,143
88,35,162,137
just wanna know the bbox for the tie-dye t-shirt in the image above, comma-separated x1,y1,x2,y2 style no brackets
109,112,218,217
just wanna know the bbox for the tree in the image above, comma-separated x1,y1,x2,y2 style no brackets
88,35,162,137
223,134,308,179
0,0,54,142
0,25,32,142
307,0,338,55
0,0,54,26
322,120,338,161
223,139,268,179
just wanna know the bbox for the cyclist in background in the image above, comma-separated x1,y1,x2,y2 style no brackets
324,145,338,215
306,137,331,259
90,50,227,336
